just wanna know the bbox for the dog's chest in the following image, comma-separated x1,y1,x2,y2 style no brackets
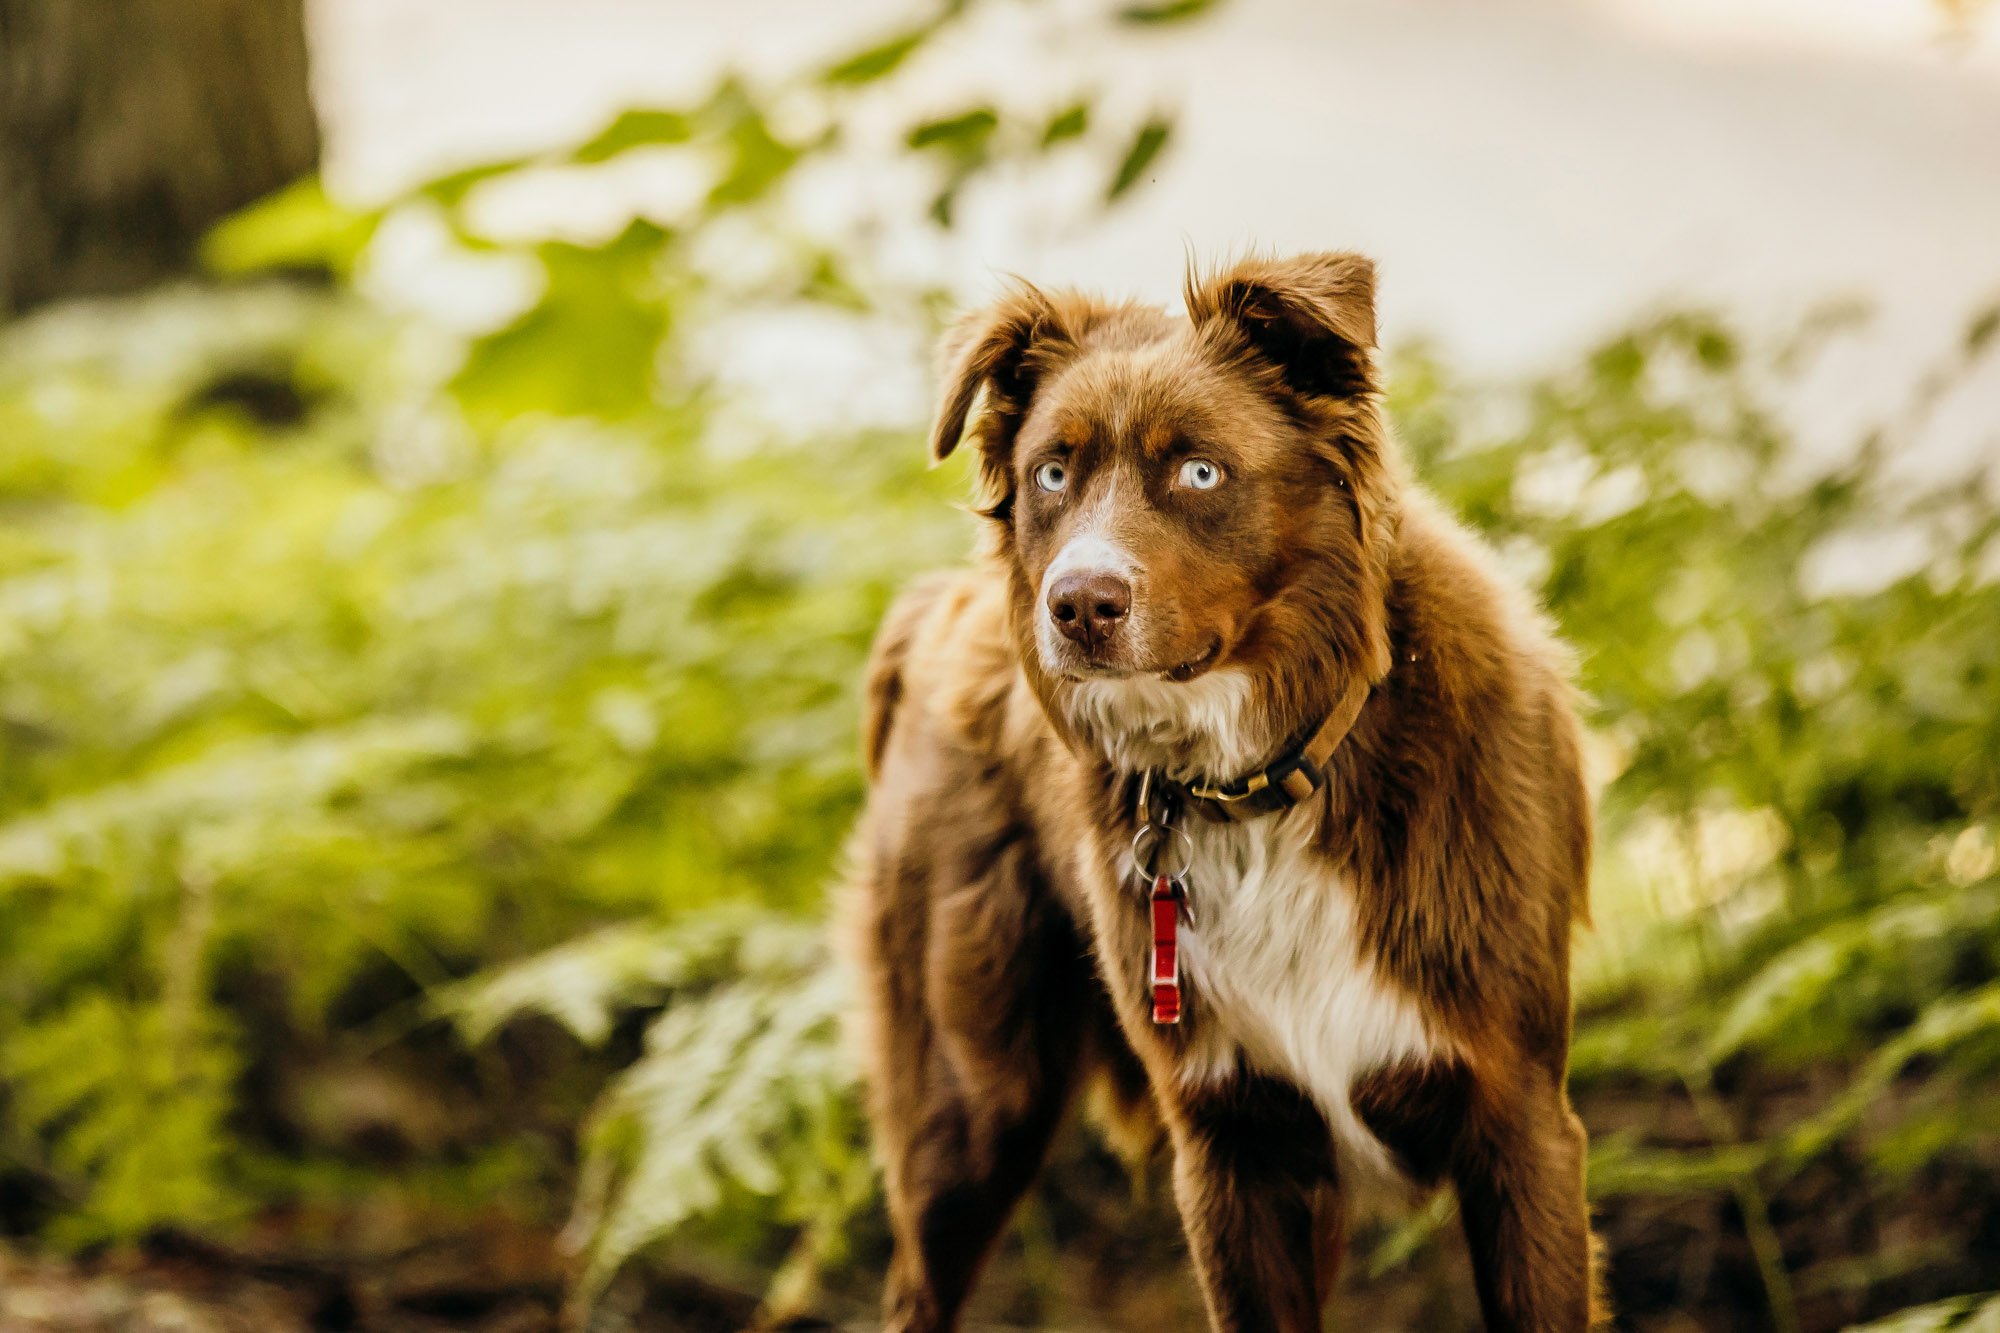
1172,812,1435,1179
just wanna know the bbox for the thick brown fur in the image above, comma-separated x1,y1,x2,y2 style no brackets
840,252,1606,1333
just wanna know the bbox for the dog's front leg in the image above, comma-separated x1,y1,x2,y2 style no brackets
1166,1076,1340,1333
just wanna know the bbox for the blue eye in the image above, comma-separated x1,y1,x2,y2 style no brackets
1178,458,1223,490
1034,461,1068,492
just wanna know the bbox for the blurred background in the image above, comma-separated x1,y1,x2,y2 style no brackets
1,2,1998,1331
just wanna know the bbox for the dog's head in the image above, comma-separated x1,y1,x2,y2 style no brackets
930,252,1401,778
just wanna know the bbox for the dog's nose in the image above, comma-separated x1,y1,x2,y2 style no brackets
1047,572,1131,647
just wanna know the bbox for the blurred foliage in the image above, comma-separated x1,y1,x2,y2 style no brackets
1387,300,2000,1331
0,0,1177,1311
2,0,1999,1329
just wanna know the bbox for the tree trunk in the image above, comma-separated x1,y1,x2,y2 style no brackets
0,0,319,316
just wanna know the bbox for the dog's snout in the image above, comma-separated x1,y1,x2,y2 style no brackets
1047,572,1131,648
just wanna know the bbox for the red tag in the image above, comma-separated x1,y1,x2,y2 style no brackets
1149,874,1181,1025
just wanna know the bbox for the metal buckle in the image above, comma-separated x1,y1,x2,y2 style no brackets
1187,769,1269,803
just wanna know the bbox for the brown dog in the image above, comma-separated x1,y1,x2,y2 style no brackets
841,252,1600,1333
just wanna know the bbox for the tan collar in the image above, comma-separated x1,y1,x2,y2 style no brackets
1155,674,1374,824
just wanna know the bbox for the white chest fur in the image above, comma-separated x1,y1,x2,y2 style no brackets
1169,809,1437,1184
1062,671,1439,1181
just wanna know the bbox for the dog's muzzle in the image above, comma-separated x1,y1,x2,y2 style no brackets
1046,570,1131,656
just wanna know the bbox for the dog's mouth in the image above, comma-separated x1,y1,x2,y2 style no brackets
1057,636,1222,684
1162,637,1221,682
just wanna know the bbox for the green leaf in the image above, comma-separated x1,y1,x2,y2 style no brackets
908,108,1000,228
1966,304,2000,356
1841,1292,2000,1332
442,915,768,1045
907,107,999,154
823,28,928,84
801,251,870,310
1365,1190,1456,1277
558,912,866,1304
705,86,801,208
1781,981,2000,1167
416,156,535,208
574,108,695,164
1586,1134,1764,1197
451,221,670,421
3,996,246,1244
1118,0,1222,23
200,177,379,279
1040,102,1090,148
1107,115,1173,201
1703,888,2000,1066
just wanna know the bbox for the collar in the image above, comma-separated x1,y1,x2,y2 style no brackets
1142,674,1375,825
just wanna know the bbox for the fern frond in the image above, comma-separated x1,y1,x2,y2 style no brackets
444,908,871,1314
571,924,865,1302
0,715,472,884
1707,885,2000,1066
437,911,769,1045
1842,1291,2000,1332
1781,980,2000,1167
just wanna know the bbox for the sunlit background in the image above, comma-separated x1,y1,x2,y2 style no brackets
315,0,2000,463
1,3,1997,1331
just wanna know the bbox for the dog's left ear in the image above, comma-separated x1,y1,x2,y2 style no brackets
1185,252,1377,400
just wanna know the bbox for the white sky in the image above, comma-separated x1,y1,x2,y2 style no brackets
308,0,2000,473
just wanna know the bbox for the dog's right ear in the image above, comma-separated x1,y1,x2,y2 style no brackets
928,282,1079,464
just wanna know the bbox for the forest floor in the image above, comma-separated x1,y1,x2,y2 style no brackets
4,1087,1990,1333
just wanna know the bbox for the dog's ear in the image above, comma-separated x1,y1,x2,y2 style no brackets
1185,252,1377,400
928,282,1080,463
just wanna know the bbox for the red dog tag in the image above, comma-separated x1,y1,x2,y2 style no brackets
1149,874,1181,1024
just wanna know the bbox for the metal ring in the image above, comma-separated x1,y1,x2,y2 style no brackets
1131,822,1193,881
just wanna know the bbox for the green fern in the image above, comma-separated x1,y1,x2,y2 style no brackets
443,909,870,1314
1,994,244,1245
1844,1292,2000,1332
1706,885,2000,1066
